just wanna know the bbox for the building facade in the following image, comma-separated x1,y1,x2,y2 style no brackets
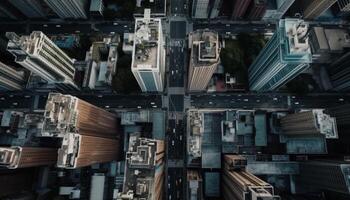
8,0,46,18
304,0,337,20
223,155,280,200
296,160,350,196
188,30,221,92
44,0,88,19
281,109,338,139
0,61,26,91
6,31,78,90
248,19,312,92
247,0,267,20
131,9,165,92
117,136,165,200
231,0,252,20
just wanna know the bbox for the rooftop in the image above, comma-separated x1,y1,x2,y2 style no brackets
132,9,161,69
191,30,220,67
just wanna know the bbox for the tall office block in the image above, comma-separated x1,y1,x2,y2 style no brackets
247,0,267,20
41,93,121,169
327,52,350,91
338,0,350,12
0,2,22,20
0,61,26,91
327,104,350,127
8,0,46,18
232,0,252,20
192,0,210,19
6,31,78,90
131,9,165,92
117,137,165,200
296,161,350,195
0,146,57,169
188,30,220,92
248,19,312,91
304,0,337,20
281,110,338,139
223,155,280,200
272,0,295,19
187,170,203,200
57,133,120,168
44,0,88,19
42,93,119,138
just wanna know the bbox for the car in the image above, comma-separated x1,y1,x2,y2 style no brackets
172,140,175,146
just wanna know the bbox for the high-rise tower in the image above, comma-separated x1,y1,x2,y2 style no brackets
44,0,88,19
248,19,312,92
6,31,78,90
131,9,165,92
188,30,221,92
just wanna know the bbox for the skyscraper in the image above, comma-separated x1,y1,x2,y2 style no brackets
231,0,252,20
248,19,312,92
41,93,121,168
0,61,26,91
209,0,223,18
8,0,46,18
117,137,165,200
44,0,88,19
281,109,338,139
188,30,221,92
269,0,295,19
0,146,57,169
296,160,350,196
222,155,280,200
6,31,78,90
247,0,267,20
192,0,210,19
337,0,350,13
327,52,350,91
131,9,165,92
304,0,337,20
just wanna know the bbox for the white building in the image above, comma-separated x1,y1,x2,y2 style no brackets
44,0,88,19
6,31,78,90
131,9,165,92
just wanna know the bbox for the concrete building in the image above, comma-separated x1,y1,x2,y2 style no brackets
231,0,252,20
40,93,121,168
8,0,46,18
192,0,210,19
275,0,295,19
187,170,203,200
131,9,165,92
209,0,223,19
117,137,165,200
327,52,350,91
338,0,350,11
44,0,88,19
248,19,312,92
281,110,338,139
188,30,220,92
247,0,267,20
0,146,57,169
223,155,280,200
327,104,350,127
6,31,78,90
309,27,350,63
83,35,119,90
0,61,26,91
304,0,337,20
0,2,22,20
296,160,350,196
